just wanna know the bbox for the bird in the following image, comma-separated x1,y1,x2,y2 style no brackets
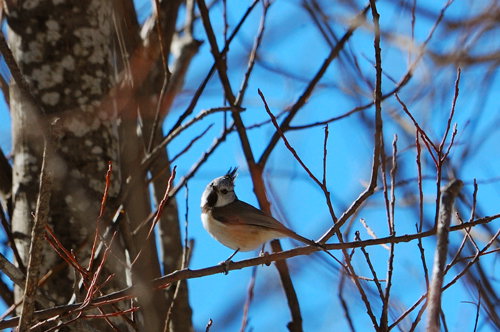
200,167,335,262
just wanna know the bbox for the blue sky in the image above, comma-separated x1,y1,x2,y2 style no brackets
1,0,499,331
162,1,499,331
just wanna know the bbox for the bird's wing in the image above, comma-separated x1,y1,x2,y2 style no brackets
212,200,317,246
212,200,289,233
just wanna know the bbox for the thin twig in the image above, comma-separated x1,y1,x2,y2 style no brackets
144,107,231,170
0,204,24,273
337,272,355,332
196,0,255,163
395,95,438,165
163,183,192,332
259,4,370,166
380,135,398,329
147,166,177,240
258,89,339,225
239,266,257,332
413,129,432,299
235,0,271,106
322,125,328,186
167,0,260,136
258,89,323,188
146,0,172,153
88,162,113,273
0,252,25,289
473,293,481,332
170,124,214,164
438,68,461,154
392,226,499,330
354,232,384,300
317,3,384,244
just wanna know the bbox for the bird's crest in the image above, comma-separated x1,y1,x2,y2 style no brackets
225,167,238,182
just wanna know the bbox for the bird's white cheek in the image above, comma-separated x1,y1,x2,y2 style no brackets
214,193,236,207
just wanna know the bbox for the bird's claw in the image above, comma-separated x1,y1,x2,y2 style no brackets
219,259,232,275
219,248,239,274
259,251,271,266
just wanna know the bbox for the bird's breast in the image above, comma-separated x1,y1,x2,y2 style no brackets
201,211,284,251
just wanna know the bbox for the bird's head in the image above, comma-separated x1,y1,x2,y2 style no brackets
201,167,238,208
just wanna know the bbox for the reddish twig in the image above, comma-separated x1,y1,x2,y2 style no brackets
146,165,177,239
89,162,113,272
44,225,88,279
99,162,113,218
82,306,139,319
80,232,118,310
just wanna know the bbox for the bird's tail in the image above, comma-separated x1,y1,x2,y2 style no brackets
290,231,343,266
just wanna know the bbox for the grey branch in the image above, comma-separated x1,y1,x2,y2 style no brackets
426,179,463,332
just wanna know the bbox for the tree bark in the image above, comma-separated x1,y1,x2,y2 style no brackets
8,1,123,330
6,0,196,329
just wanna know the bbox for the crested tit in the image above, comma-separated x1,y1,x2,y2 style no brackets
200,168,319,252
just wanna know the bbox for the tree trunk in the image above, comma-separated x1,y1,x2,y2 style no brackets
6,0,194,330
9,1,129,330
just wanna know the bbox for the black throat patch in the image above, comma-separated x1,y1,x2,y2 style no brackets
206,190,217,208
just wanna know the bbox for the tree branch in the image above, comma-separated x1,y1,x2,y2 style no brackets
426,179,463,332
1,213,497,330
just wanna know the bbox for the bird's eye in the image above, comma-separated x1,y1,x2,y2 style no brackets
220,189,228,194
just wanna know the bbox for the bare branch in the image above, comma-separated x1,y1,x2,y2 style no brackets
0,213,498,330
18,144,52,331
426,179,463,332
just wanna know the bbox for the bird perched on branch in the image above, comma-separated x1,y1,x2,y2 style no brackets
201,168,336,263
